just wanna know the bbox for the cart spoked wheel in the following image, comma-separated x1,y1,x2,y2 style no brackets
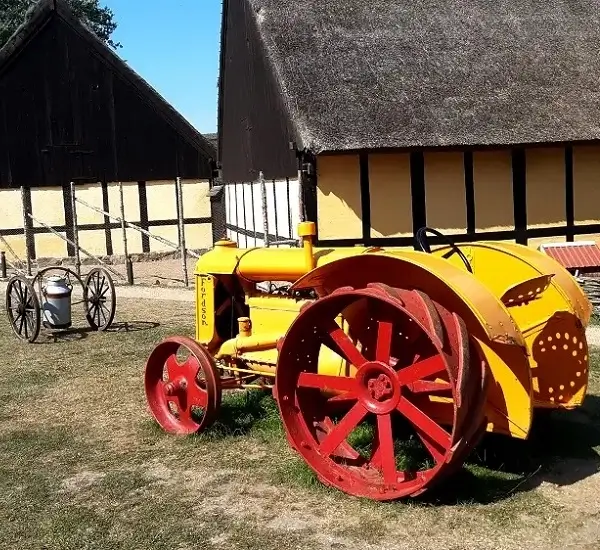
144,336,222,435
84,268,116,331
5,275,41,343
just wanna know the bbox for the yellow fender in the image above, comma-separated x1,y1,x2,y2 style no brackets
291,252,534,439
432,242,591,410
483,242,592,325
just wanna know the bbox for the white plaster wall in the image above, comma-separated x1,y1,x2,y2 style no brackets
225,178,300,248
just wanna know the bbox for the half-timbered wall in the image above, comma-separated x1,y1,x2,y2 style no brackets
0,179,212,259
313,144,600,248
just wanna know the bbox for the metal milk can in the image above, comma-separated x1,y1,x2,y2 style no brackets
42,275,72,328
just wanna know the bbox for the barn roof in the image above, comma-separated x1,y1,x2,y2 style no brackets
249,0,600,153
0,0,216,160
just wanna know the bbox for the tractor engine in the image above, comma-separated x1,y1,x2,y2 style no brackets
144,222,592,501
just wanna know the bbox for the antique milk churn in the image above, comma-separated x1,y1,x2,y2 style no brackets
42,275,72,328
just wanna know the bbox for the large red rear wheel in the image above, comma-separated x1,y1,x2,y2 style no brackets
144,336,222,435
275,283,488,500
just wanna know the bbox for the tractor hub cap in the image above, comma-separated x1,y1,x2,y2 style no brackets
356,362,400,414
164,376,187,396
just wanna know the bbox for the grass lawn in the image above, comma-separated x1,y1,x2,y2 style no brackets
1,297,600,549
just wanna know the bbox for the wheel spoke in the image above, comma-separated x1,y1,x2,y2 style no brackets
396,355,446,386
165,355,181,380
98,275,106,296
406,380,452,393
186,382,209,408
415,426,446,464
18,313,25,336
376,413,397,484
297,372,357,394
14,281,24,302
319,318,366,368
397,396,451,449
318,401,368,456
25,312,35,337
376,320,393,364
98,303,109,327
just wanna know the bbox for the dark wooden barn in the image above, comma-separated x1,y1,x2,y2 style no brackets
0,0,217,260
215,0,600,251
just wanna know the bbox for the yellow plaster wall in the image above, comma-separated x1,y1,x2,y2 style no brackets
0,236,27,260
526,148,565,228
30,187,66,258
78,230,110,256
110,228,142,255
107,182,143,254
424,152,466,232
34,234,67,258
186,224,213,250
473,150,514,231
107,182,140,223
573,145,600,226
76,183,105,225
316,154,362,239
146,180,178,221
0,189,23,229
369,153,413,238
182,179,211,218
31,187,65,227
529,235,567,249
574,234,600,245
149,225,179,252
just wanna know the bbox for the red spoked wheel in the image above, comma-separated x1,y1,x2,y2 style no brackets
275,283,488,501
144,336,222,435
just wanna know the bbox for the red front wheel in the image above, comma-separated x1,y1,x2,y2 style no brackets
144,336,222,435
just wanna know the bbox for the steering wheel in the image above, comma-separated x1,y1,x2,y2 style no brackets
414,227,474,273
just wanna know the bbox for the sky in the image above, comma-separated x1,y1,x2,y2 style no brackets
104,0,222,135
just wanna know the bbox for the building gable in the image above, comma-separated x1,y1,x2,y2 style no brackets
217,0,299,182
0,0,216,186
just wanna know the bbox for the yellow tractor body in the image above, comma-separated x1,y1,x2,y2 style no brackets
144,222,591,501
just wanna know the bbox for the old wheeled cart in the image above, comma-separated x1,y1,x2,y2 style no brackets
5,266,116,343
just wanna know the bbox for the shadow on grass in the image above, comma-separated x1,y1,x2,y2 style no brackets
407,394,600,506
189,389,600,506
202,390,283,440
32,320,160,345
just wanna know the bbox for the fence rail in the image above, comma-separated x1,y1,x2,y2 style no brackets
26,212,125,281
72,187,200,259
0,179,209,287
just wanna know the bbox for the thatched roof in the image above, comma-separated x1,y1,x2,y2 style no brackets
249,0,600,153
204,132,218,151
0,0,216,160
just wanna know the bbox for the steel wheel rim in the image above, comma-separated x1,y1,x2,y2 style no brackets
84,268,115,331
276,284,485,500
144,336,222,435
5,276,40,343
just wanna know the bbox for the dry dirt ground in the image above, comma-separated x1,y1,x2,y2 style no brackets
3,255,199,289
0,296,599,550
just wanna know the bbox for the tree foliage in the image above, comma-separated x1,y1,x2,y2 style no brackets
0,0,119,49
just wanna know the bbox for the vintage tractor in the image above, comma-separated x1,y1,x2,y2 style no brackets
143,222,591,501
